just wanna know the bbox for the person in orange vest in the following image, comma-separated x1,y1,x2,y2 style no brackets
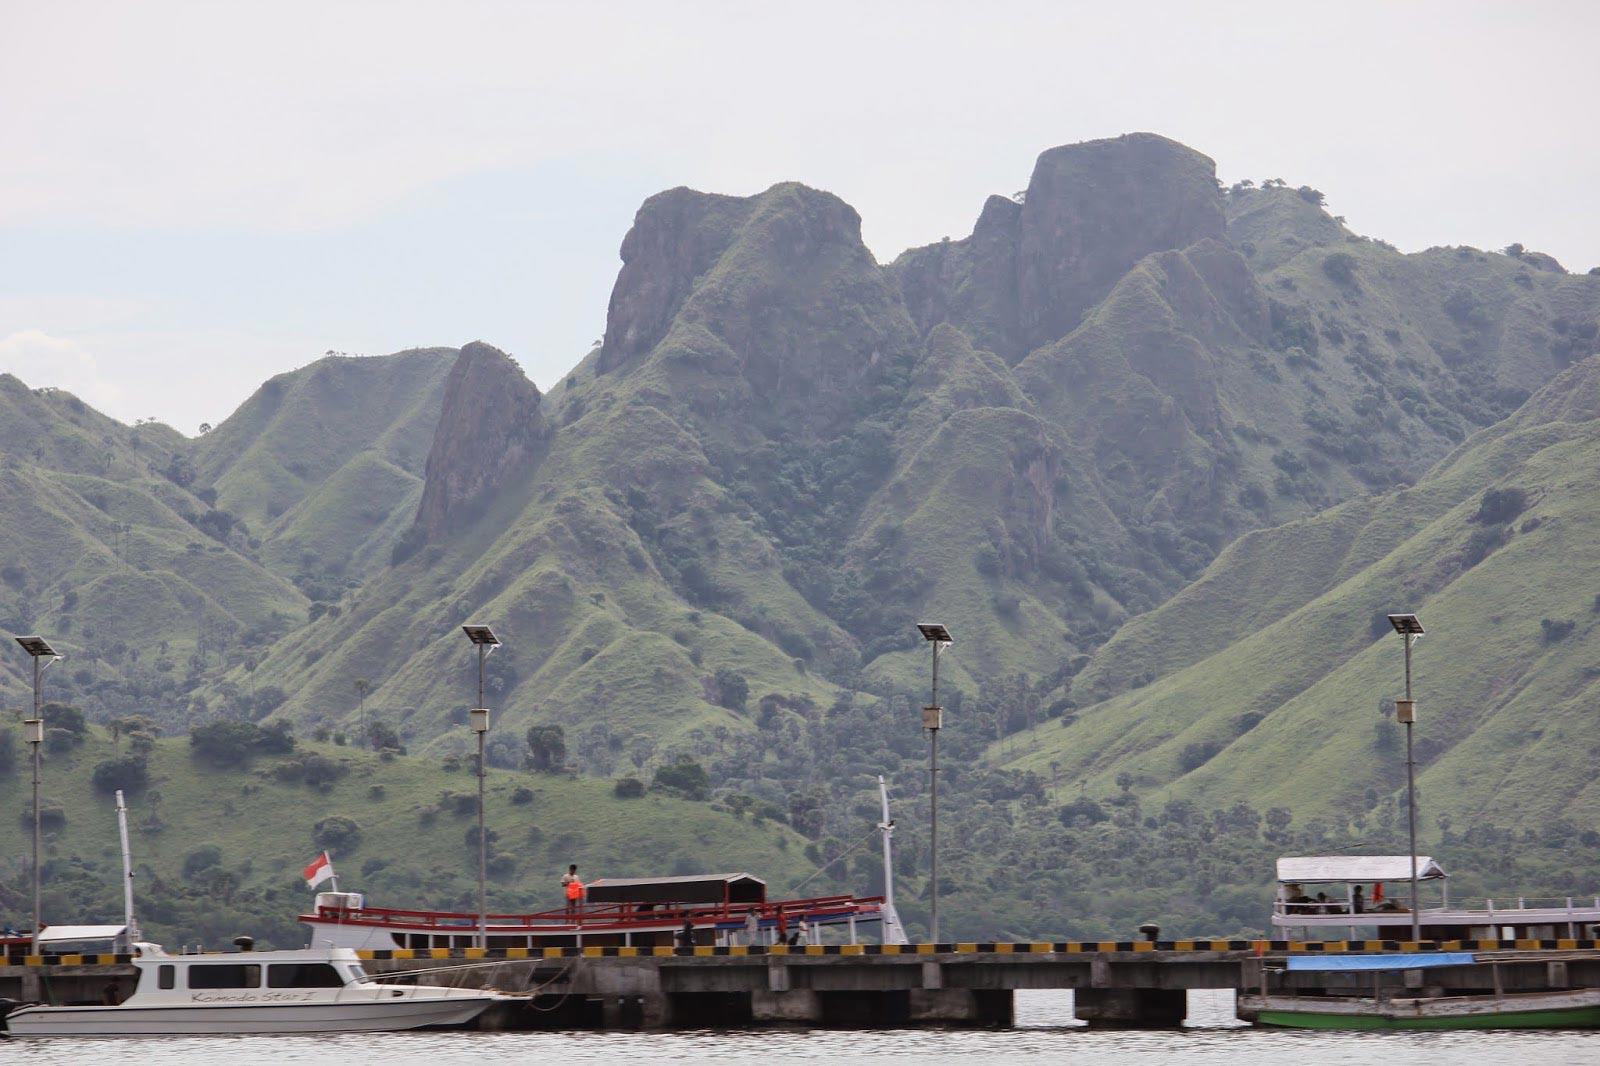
561,864,584,915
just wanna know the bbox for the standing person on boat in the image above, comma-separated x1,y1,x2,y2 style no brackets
562,865,584,914
678,917,695,948
1352,884,1365,914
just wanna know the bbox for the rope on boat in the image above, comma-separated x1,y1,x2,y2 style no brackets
788,825,880,897
362,951,576,1005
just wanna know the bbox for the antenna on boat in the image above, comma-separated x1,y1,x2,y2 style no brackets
115,790,142,945
877,775,908,945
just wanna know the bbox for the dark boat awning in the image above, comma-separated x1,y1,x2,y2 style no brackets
585,873,767,906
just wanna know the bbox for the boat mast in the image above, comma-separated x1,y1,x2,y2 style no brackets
878,775,908,944
115,790,141,943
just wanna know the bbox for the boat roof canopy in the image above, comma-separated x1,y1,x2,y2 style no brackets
1277,856,1446,884
35,924,128,945
585,872,767,905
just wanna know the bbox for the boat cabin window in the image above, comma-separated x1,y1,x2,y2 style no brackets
188,963,262,989
267,963,345,988
158,965,175,990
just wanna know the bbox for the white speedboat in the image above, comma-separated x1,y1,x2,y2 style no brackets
5,942,509,1036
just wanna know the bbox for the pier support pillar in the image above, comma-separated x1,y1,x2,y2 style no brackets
909,989,1013,1027
1074,988,1186,1028
751,990,823,1023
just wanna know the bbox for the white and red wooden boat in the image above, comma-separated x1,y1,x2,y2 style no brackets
299,872,890,951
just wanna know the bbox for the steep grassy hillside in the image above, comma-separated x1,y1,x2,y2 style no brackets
193,349,455,581
0,726,813,947
1003,354,1600,832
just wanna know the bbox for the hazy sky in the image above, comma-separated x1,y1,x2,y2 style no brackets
3,1,1596,433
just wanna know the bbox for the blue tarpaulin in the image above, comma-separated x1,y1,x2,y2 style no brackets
1285,953,1478,972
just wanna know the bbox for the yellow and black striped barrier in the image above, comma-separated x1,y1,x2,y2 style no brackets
352,938,1600,962
0,953,132,966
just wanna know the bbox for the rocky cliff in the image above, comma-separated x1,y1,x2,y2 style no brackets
892,133,1226,362
415,342,546,537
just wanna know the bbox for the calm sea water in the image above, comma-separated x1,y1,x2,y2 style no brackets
4,992,1598,1064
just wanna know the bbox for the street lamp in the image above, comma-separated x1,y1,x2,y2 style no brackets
461,624,499,951
16,635,62,947
1386,613,1424,942
916,623,951,943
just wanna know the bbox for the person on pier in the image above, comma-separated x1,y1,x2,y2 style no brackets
562,865,584,915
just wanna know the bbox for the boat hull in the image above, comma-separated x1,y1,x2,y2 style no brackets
5,994,498,1036
1241,990,1600,1030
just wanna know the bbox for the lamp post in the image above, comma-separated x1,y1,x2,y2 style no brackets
916,623,951,943
16,635,61,946
1386,613,1424,943
461,625,500,950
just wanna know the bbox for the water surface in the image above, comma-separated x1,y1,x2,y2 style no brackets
5,991,1598,1064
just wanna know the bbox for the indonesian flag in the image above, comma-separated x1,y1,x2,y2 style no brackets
303,851,335,889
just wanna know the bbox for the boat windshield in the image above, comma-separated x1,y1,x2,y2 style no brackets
267,963,346,988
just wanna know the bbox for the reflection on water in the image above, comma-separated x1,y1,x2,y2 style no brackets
5,991,1600,1065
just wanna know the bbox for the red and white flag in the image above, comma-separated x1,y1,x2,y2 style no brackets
303,851,335,889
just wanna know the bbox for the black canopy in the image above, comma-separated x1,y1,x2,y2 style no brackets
585,872,767,906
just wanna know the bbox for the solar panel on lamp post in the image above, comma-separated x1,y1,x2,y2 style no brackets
461,625,500,950
916,623,951,944
15,635,61,948
1387,613,1424,943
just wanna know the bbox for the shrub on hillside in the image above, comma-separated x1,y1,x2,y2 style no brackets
1541,618,1576,643
189,720,295,768
713,668,749,714
43,702,88,739
1179,740,1224,772
1322,252,1358,286
272,751,346,788
525,724,567,773
313,816,362,853
652,759,709,801
91,755,149,794
183,845,223,878
366,720,404,753
1474,487,1528,525
1057,797,1109,826
613,777,645,799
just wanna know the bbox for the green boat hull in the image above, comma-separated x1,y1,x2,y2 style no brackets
1253,1005,1600,1030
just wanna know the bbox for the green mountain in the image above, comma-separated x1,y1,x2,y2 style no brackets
1004,352,1600,831
4,132,1600,941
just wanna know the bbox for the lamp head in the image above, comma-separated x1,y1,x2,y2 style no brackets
461,624,500,647
15,635,59,659
1386,614,1424,636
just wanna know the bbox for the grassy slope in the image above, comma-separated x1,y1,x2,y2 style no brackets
194,349,455,581
1001,355,1600,831
0,728,814,946
0,381,306,714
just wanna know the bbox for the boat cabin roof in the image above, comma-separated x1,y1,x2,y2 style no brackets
1277,855,1446,884
586,872,766,905
35,924,128,946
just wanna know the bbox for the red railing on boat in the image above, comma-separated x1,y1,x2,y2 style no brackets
302,894,884,931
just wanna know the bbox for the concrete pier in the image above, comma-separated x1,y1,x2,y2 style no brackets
5,937,1597,1031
